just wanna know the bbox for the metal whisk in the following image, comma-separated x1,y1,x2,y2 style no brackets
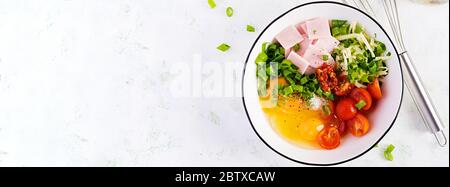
343,0,447,146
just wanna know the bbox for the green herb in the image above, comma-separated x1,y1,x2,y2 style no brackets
293,43,301,52
283,86,294,95
331,20,347,28
226,7,233,17
246,25,255,32
323,91,335,100
217,43,230,52
300,76,309,85
315,87,323,96
255,52,268,63
322,54,329,61
255,42,322,101
355,100,367,110
313,29,317,34
322,105,332,115
207,0,216,9
355,23,364,33
384,144,395,161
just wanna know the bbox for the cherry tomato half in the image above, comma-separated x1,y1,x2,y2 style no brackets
368,78,382,100
320,100,335,121
346,113,370,137
327,115,346,135
336,98,357,120
350,88,373,111
317,127,341,150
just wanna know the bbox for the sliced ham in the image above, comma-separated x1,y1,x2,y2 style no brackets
297,36,313,56
302,46,335,68
312,37,340,53
295,22,308,35
306,17,332,40
284,48,291,58
275,25,304,50
287,51,312,75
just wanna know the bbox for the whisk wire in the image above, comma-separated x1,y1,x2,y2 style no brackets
382,0,406,51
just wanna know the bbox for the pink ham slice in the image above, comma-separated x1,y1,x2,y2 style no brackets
275,25,304,50
312,37,340,53
297,36,313,56
287,51,313,75
285,48,291,58
302,46,335,68
306,17,332,40
295,22,308,35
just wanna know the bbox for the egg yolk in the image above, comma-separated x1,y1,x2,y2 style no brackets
262,96,325,149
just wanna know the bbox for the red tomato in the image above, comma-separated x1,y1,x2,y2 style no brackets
317,127,341,150
346,113,370,137
368,78,382,100
336,98,357,120
350,88,373,111
320,100,335,121
327,116,346,135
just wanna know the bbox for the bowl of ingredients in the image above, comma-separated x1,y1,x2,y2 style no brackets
242,2,403,165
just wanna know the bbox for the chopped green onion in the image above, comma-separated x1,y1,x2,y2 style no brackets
331,20,347,28
255,52,268,63
386,144,395,152
322,105,332,115
207,0,216,9
324,91,335,100
355,100,367,110
217,43,230,52
246,25,255,32
384,144,395,161
322,54,329,61
384,152,394,161
283,86,294,95
300,76,309,85
226,7,233,17
293,43,301,52
316,87,323,96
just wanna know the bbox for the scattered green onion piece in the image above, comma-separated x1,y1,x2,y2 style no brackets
384,144,395,161
246,25,255,32
322,105,332,116
300,76,309,85
208,0,216,9
355,100,367,110
283,86,294,95
217,43,230,52
293,43,301,52
324,91,335,100
322,54,329,61
226,7,233,17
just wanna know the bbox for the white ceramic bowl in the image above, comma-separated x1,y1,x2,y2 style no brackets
242,1,404,166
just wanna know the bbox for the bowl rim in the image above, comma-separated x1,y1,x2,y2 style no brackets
241,1,404,166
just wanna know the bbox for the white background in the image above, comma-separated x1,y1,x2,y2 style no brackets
0,0,448,166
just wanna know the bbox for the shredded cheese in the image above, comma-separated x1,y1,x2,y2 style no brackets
335,33,376,57
375,56,392,61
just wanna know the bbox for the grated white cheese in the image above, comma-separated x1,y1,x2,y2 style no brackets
350,21,357,33
375,56,392,61
336,33,375,57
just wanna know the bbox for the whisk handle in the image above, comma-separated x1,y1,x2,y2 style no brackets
399,51,447,147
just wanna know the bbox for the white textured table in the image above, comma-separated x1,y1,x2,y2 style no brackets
0,0,448,167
